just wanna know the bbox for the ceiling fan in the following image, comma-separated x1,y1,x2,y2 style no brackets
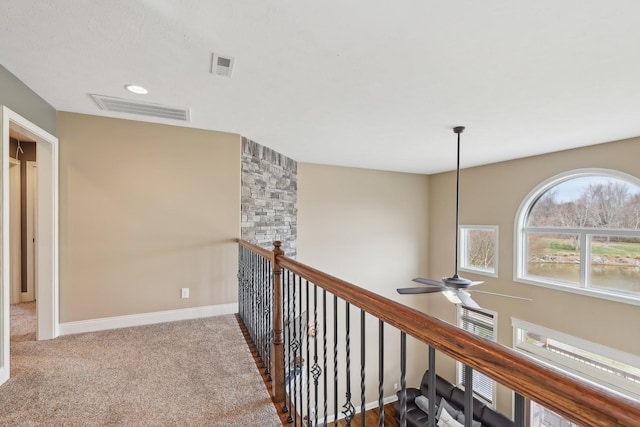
397,126,529,309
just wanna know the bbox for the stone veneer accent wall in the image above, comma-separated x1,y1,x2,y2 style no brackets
241,137,297,257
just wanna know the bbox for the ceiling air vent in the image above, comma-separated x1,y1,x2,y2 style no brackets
211,53,235,77
90,94,191,122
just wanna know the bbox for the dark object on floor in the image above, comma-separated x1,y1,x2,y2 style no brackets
394,370,515,427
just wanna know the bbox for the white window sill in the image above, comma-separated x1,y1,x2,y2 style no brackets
514,276,640,307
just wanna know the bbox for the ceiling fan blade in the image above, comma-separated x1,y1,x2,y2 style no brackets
397,287,444,295
470,290,532,301
412,277,446,288
456,290,481,309
469,281,484,287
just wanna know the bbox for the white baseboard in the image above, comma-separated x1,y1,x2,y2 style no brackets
58,303,238,336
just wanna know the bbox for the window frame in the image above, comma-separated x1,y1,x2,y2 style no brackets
456,305,497,405
459,225,499,278
514,168,640,306
511,318,640,401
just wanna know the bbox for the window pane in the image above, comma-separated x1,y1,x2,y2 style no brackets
526,233,580,284
460,226,497,276
467,230,495,269
527,176,640,229
589,236,640,295
530,400,578,427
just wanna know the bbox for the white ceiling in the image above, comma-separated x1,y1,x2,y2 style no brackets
2,0,640,174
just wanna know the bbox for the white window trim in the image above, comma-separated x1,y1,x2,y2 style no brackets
459,225,499,278
513,168,640,307
511,318,640,401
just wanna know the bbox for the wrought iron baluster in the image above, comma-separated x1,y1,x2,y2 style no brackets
428,347,436,427
514,393,525,427
248,251,254,344
283,268,291,417
311,283,320,427
265,257,272,379
360,310,365,427
237,245,243,321
323,289,328,425
258,256,263,367
305,279,311,427
464,365,473,427
378,320,384,427
251,251,256,344
292,272,299,427
400,332,407,427
333,295,338,425
342,302,355,426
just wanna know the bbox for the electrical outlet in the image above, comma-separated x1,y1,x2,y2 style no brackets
181,288,189,299
394,383,398,390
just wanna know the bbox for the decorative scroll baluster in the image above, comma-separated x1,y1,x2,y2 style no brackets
360,310,365,427
262,256,268,369
305,279,311,427
248,250,253,339
258,255,264,368
378,320,384,427
264,257,271,379
292,272,299,426
298,275,304,427
400,332,407,427
311,284,320,427
342,302,355,426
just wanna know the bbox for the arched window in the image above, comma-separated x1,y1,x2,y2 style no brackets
515,169,640,305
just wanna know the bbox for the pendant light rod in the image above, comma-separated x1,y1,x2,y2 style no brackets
453,126,465,278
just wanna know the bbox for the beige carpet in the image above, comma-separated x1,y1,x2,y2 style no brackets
1,314,281,426
10,302,37,342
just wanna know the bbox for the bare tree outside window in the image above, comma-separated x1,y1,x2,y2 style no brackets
460,226,497,276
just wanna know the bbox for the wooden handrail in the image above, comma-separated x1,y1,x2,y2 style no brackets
237,239,640,426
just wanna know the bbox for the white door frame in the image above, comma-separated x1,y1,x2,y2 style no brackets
9,159,21,305
26,161,37,302
0,106,59,385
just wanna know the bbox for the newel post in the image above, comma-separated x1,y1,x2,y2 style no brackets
271,240,285,402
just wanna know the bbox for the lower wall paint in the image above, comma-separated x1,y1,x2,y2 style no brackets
58,303,238,336
57,112,241,322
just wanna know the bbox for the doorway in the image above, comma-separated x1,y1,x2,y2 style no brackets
1,106,59,385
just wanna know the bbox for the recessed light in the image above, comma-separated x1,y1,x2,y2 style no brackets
124,84,148,95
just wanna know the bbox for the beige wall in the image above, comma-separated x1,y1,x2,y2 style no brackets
428,136,640,413
57,113,241,322
297,163,431,403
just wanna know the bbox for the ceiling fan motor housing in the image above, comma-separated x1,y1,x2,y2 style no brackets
442,275,474,288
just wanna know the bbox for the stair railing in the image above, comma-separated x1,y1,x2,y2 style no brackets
237,239,640,427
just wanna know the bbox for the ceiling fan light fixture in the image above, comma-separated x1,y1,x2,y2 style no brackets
443,290,462,305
